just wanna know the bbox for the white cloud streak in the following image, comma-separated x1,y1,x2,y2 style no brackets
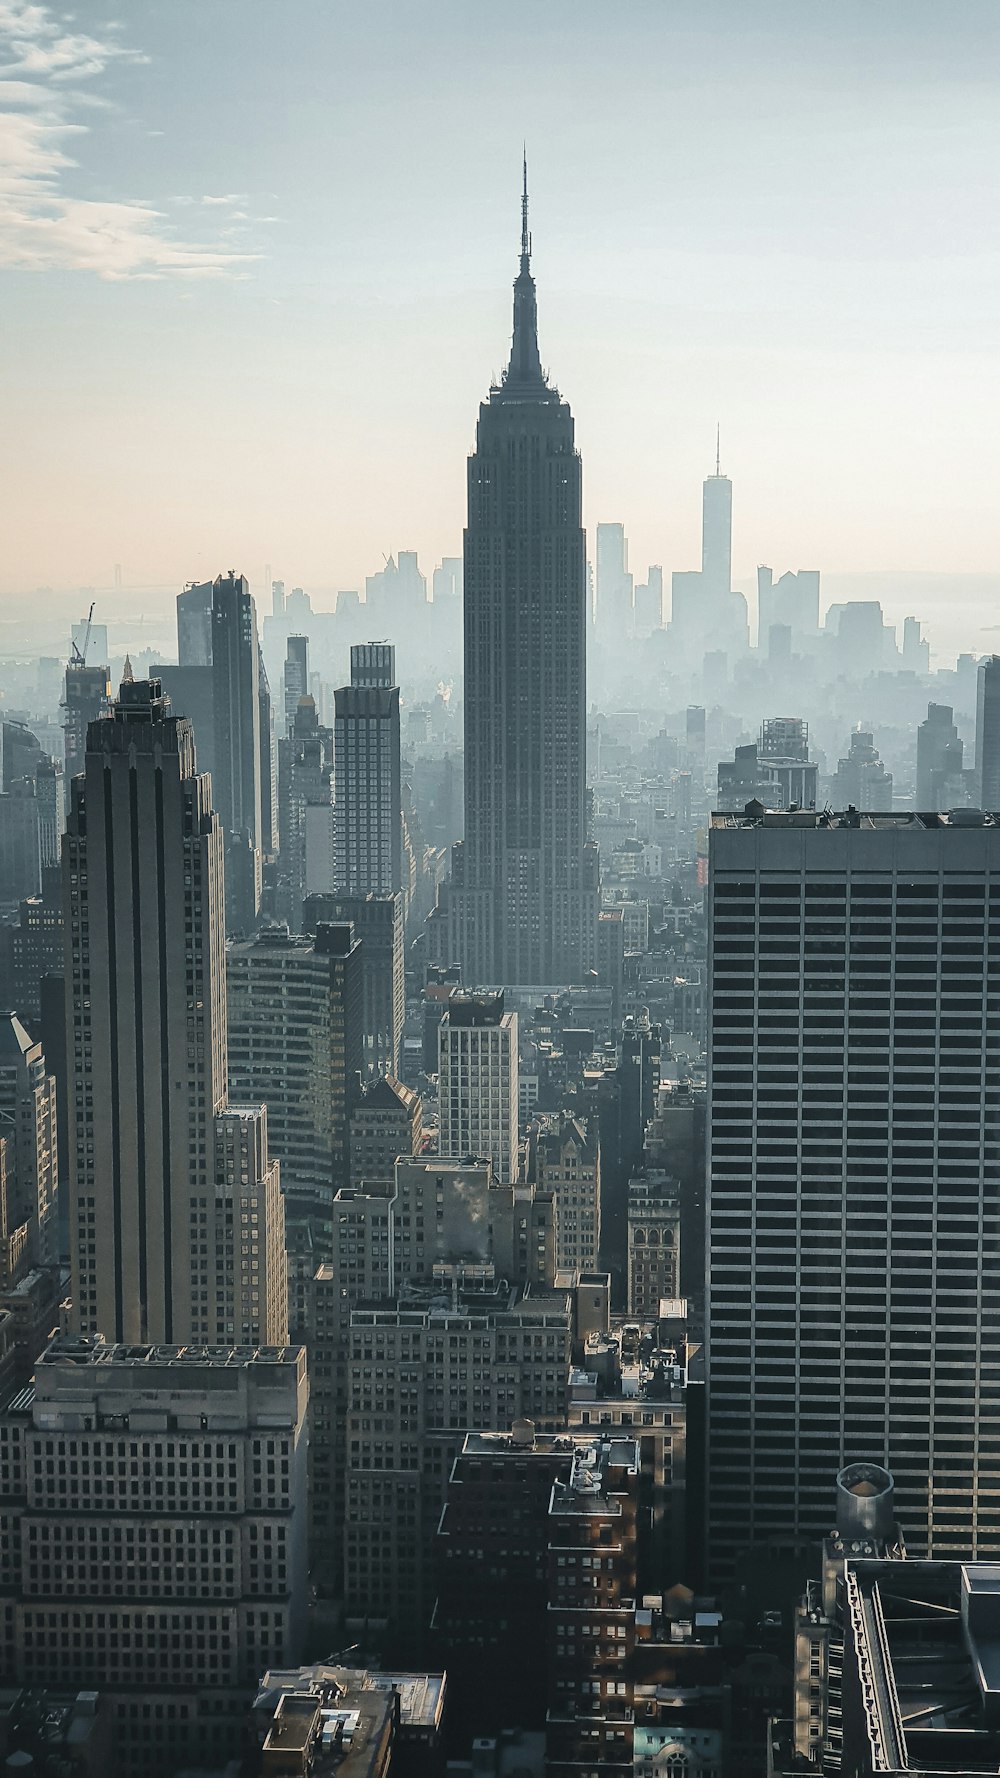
0,3,260,279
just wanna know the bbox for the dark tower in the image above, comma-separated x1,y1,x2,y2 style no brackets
449,163,597,984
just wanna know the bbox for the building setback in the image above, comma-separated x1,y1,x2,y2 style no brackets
445,166,598,984
63,674,286,1347
707,806,1000,1578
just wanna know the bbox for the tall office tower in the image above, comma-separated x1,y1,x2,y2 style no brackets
756,567,821,648
33,755,64,868
283,634,309,736
831,727,894,809
0,1013,57,1268
0,781,41,903
707,806,1000,1579
596,521,634,638
532,1111,601,1276
349,1075,423,1189
226,923,364,1236
271,577,286,617
437,991,519,1182
211,571,263,849
701,450,732,598
62,661,110,780
0,1336,309,1776
976,656,1000,809
902,614,930,673
177,578,213,666
333,642,402,897
63,674,286,1346
917,703,968,810
305,889,404,1077
670,452,749,667
9,865,63,1023
258,660,278,857
432,555,462,603
447,168,597,986
276,697,334,930
633,563,663,637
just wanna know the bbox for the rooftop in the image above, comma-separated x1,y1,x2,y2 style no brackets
712,805,1000,831
37,1334,301,1369
845,1559,1000,1773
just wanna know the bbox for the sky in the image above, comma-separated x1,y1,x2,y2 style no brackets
1,0,998,636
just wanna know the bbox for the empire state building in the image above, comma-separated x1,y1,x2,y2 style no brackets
448,167,598,985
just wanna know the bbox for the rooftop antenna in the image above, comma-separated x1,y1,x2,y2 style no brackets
521,146,530,267
715,423,721,478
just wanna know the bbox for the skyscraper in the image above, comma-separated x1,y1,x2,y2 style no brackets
176,578,213,666
669,444,749,668
916,703,968,810
211,570,262,849
447,166,597,985
283,634,310,736
596,521,634,638
63,673,286,1346
276,694,334,930
701,438,732,597
437,990,518,1183
333,642,402,896
976,655,1000,810
707,806,1000,1578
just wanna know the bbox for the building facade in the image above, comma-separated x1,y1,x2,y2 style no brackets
0,1336,309,1778
333,643,402,898
63,674,286,1347
437,992,519,1182
446,168,598,985
707,806,1000,1578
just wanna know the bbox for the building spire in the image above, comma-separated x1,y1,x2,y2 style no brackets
716,422,721,477
504,153,545,390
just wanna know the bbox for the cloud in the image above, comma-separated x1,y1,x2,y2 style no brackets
0,2,261,279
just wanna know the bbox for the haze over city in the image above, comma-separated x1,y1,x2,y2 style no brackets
5,7,1000,1777
2,0,999,653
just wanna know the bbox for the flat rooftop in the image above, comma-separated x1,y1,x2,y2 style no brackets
846,1559,1000,1773
38,1335,301,1369
711,807,999,831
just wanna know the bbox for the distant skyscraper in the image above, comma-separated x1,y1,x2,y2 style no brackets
258,658,278,857
276,694,334,930
670,444,749,668
596,522,634,638
211,571,263,849
831,727,894,809
283,634,309,736
63,673,286,1346
333,642,402,896
305,890,404,1079
447,166,597,984
177,579,213,666
976,656,1000,810
756,567,820,649
63,661,109,781
437,991,518,1182
701,440,732,597
917,703,968,810
707,806,1000,1577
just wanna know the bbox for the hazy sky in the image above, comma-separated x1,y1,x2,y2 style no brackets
2,0,998,611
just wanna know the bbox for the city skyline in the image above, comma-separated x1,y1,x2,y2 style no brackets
2,1,999,611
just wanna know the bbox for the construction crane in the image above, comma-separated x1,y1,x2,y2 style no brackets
69,601,95,667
